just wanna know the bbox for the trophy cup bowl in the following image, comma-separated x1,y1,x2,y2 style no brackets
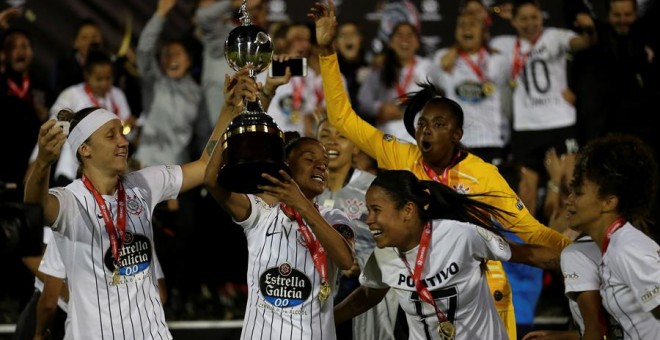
218,19,291,194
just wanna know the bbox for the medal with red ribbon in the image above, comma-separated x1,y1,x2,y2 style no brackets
399,222,455,339
459,48,495,97
280,203,331,305
82,175,126,285
290,78,305,124
510,32,542,89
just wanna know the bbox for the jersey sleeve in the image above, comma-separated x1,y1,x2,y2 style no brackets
561,245,600,300
359,251,389,289
319,53,420,170
477,162,571,250
614,236,660,312
130,165,183,207
467,224,512,262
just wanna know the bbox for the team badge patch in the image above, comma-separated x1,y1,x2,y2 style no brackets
477,227,493,241
259,263,312,308
383,134,394,142
334,224,355,241
515,198,524,211
343,198,365,220
126,195,143,215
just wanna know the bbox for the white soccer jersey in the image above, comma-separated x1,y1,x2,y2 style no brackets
48,165,179,340
316,169,399,340
600,223,660,339
235,194,355,340
490,28,577,131
561,235,601,335
432,48,510,149
360,220,511,340
39,229,68,312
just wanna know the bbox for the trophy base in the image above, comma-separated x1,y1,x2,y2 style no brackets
217,160,291,194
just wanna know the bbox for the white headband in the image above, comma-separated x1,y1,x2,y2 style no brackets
68,109,118,155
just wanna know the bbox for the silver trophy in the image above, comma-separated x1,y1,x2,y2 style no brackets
218,0,290,194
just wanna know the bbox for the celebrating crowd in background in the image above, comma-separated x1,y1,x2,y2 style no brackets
1,0,659,339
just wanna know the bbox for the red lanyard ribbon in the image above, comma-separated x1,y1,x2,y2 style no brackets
421,150,463,186
459,48,487,83
600,218,626,253
396,58,417,98
399,221,449,323
291,78,305,111
511,33,542,82
82,175,127,269
7,75,30,99
84,84,119,114
280,203,328,285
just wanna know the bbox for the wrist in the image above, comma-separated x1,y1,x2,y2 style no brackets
261,86,274,98
318,45,335,56
547,180,560,193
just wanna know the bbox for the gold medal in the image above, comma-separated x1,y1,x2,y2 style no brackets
438,321,455,340
290,110,300,124
482,81,496,96
318,282,331,305
112,265,120,286
508,79,517,89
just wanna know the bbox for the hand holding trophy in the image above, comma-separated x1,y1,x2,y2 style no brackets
218,0,291,193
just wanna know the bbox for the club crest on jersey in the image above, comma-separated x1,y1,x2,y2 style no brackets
104,232,152,284
515,198,524,211
343,198,366,220
259,263,312,308
383,134,395,142
452,183,471,194
126,194,143,215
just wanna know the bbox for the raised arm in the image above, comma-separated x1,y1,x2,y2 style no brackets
202,68,260,221
24,120,66,226
334,285,389,324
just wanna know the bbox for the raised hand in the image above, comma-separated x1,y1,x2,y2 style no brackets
0,7,21,29
307,0,337,52
36,120,67,166
156,0,176,17
224,67,260,111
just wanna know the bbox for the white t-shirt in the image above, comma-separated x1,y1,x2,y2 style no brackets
30,83,132,182
600,223,660,339
234,194,355,340
360,220,511,340
38,228,68,312
432,48,511,149
490,28,577,131
48,165,178,340
561,235,601,335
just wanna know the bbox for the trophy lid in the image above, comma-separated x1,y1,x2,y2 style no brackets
224,1,273,73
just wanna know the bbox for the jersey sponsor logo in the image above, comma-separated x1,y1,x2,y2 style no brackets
515,198,524,211
259,262,312,308
563,271,579,280
343,197,366,220
641,284,660,304
104,232,152,283
383,134,395,142
455,81,488,103
126,194,143,215
398,262,460,288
